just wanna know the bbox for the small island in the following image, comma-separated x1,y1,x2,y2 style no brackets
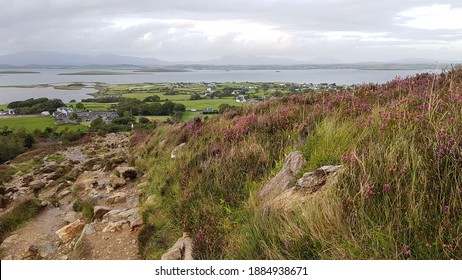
0,70,40,74
59,71,133,75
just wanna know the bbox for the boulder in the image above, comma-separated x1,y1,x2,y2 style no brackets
116,167,138,180
73,224,96,250
110,176,126,189
106,192,127,205
93,206,111,221
55,219,85,242
171,143,186,159
29,179,47,192
161,233,194,260
128,211,143,230
58,190,71,199
296,165,342,192
63,211,81,224
272,165,343,211
0,234,18,249
73,171,111,191
38,242,59,258
257,151,305,203
102,221,127,232
145,195,156,205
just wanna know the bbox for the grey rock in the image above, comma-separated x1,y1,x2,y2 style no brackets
161,233,194,260
257,151,305,203
171,143,186,159
116,167,138,180
38,242,59,257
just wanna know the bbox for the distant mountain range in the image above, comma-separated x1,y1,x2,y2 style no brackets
0,51,457,67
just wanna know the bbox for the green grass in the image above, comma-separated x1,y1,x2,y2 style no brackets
179,99,241,110
182,111,201,121
122,92,191,102
0,116,88,132
0,199,43,243
68,102,115,111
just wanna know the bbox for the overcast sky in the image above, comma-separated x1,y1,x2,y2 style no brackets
1,0,461,62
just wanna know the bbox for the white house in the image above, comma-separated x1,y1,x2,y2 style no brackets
236,95,247,103
56,107,74,115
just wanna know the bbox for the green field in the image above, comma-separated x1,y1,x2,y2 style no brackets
179,99,242,110
122,92,192,102
0,116,88,132
182,111,201,121
67,102,115,111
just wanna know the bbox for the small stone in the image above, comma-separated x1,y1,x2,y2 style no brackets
145,195,156,205
102,221,126,232
58,190,71,199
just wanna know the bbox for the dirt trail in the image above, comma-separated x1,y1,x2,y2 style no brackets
0,132,143,260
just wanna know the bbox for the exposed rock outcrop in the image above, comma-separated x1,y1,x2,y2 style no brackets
257,151,305,203
55,219,85,242
257,151,343,211
161,233,194,260
171,143,186,159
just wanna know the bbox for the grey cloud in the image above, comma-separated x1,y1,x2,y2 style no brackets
1,0,461,62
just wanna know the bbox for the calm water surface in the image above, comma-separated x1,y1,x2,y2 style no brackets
0,68,438,104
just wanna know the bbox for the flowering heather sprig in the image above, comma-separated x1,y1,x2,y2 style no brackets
383,183,390,193
403,245,411,256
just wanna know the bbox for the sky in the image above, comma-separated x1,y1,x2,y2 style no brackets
1,0,462,63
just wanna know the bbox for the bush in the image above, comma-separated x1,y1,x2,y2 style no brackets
72,199,94,219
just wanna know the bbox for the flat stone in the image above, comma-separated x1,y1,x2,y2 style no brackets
38,242,59,257
55,219,85,242
106,192,127,205
102,221,126,232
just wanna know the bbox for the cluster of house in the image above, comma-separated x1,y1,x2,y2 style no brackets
49,107,118,124
0,109,15,115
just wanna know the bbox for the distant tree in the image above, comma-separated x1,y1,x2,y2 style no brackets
90,117,104,130
23,134,35,148
143,95,161,102
69,112,79,121
138,117,150,124
190,94,201,100
75,102,85,110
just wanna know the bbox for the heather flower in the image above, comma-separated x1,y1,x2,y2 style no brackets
403,245,411,256
383,183,390,193
443,205,449,213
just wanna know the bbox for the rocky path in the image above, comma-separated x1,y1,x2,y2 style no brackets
0,133,143,260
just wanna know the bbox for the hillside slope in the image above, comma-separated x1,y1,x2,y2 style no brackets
137,67,462,260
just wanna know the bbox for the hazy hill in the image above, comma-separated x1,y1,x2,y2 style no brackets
0,51,169,66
